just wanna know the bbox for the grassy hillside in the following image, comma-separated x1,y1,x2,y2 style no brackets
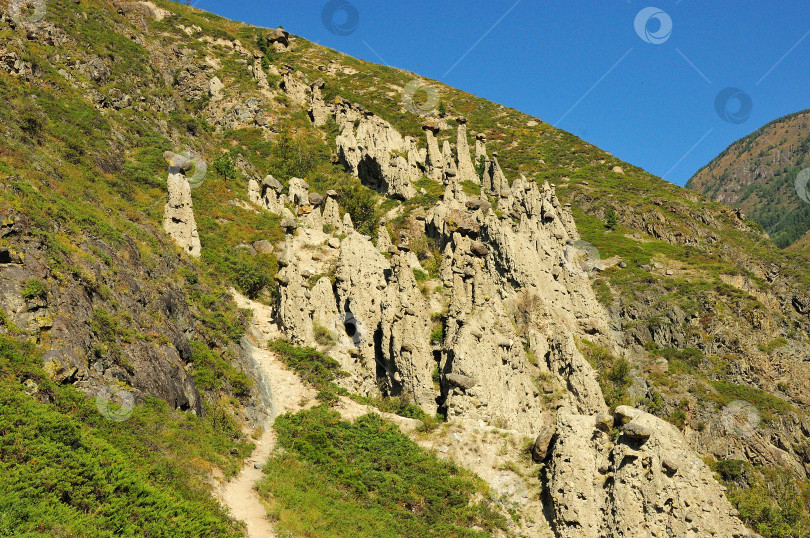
0,0,809,535
687,110,810,248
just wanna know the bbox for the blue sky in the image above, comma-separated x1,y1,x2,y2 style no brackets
191,0,810,186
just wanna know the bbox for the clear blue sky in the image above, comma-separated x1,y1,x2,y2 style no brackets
190,0,810,186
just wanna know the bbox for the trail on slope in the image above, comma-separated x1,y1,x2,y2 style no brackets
215,291,421,537
214,291,314,538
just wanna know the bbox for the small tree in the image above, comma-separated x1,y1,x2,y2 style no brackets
605,208,617,230
213,153,237,180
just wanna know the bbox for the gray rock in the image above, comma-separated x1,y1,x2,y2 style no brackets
622,420,652,441
263,175,283,192
446,373,476,390
532,424,556,462
308,193,323,206
253,240,274,254
595,412,614,432
662,458,679,474
469,241,489,257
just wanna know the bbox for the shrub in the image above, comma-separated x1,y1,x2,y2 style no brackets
234,257,270,299
213,153,237,179
21,279,47,301
268,340,346,392
313,324,336,347
334,180,380,236
258,406,506,537
605,208,617,229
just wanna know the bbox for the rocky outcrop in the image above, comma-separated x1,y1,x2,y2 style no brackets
380,253,437,414
335,112,417,199
248,174,287,214
547,406,752,537
422,176,614,433
333,233,390,396
308,79,330,126
474,132,487,164
441,140,458,184
162,152,201,257
455,117,478,184
423,123,443,182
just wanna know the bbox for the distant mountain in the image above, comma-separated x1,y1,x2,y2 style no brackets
687,110,810,247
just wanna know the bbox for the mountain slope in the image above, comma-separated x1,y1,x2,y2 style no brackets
687,110,810,248
0,0,808,536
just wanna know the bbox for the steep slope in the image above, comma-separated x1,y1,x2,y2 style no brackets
687,110,810,247
0,0,808,536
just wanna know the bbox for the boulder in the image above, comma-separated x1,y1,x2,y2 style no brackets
308,193,323,206
253,240,274,254
445,373,476,390
622,420,652,441
532,424,556,462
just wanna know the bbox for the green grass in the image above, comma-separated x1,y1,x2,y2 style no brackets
0,336,249,536
710,458,810,537
257,405,507,537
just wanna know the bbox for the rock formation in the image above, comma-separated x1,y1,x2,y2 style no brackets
380,252,437,414
455,117,478,184
335,110,417,199
162,152,201,257
423,123,443,182
259,81,758,537
547,406,753,537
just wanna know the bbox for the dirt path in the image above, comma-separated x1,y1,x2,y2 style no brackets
215,292,315,538
215,291,422,537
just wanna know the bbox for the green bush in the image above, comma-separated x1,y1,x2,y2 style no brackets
188,340,252,398
234,257,271,299
605,208,617,229
582,341,632,410
0,335,247,536
711,459,810,537
268,340,347,393
21,279,47,301
213,153,237,179
258,406,506,537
